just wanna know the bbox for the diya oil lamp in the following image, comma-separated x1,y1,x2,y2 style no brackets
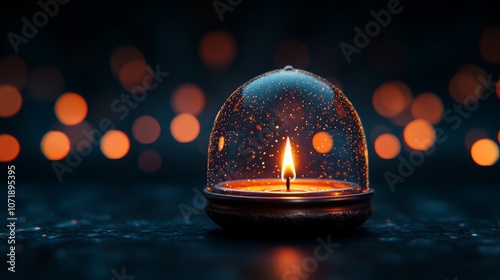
204,66,374,232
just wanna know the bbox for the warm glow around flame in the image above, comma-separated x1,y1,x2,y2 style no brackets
281,137,296,182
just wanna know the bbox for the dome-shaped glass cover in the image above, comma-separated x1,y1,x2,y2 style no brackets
207,67,368,190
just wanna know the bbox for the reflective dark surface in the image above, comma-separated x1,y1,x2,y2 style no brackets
2,182,499,280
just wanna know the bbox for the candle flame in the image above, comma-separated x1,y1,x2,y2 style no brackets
281,137,296,182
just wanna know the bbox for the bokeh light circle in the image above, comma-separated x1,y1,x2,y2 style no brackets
170,114,200,143
0,134,20,162
55,92,88,125
41,131,70,160
471,139,499,166
410,92,443,124
109,46,151,93
118,59,151,93
138,150,162,173
312,132,333,154
403,119,435,151
448,65,487,104
374,133,401,159
132,115,161,144
0,85,22,117
100,130,130,159
373,81,412,117
199,30,236,70
171,83,206,115
479,25,500,64
0,56,28,89
110,45,145,78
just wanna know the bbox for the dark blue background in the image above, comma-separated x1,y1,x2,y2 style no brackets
0,0,499,279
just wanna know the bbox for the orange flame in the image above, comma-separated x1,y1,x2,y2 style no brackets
281,137,296,182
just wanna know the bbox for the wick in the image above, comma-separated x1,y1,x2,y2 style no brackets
286,177,290,191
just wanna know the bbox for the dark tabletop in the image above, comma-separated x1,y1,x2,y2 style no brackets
1,182,499,280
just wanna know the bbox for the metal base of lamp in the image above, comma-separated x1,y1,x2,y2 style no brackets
204,188,374,232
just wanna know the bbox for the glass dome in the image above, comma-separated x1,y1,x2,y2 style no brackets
207,66,368,190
